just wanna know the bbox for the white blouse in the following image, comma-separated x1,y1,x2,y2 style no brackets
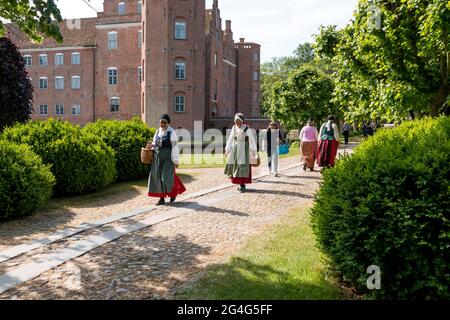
225,124,258,154
152,127,180,165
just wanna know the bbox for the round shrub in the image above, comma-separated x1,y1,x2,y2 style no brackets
2,119,116,195
0,140,55,220
311,117,450,299
83,118,155,181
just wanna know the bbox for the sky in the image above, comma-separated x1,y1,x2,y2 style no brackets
55,0,359,63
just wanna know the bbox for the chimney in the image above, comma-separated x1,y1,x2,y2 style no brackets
240,37,245,43
226,20,232,31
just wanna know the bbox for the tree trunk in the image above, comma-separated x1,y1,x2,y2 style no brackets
430,29,449,117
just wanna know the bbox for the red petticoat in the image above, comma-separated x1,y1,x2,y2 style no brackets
148,170,186,198
231,166,252,185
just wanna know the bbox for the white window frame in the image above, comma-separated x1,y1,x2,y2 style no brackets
253,71,259,81
72,104,81,115
39,104,48,115
108,31,118,49
137,1,142,14
71,76,81,89
55,104,64,115
55,53,64,66
174,61,186,80
108,67,118,85
214,52,218,68
71,52,81,65
23,55,32,67
174,95,185,113
55,76,64,90
39,54,48,66
118,2,126,15
39,77,48,89
110,97,120,113
174,20,187,40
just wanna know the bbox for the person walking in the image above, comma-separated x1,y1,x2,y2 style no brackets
224,113,258,192
147,114,186,206
342,122,352,145
265,122,282,177
317,115,340,169
299,118,319,171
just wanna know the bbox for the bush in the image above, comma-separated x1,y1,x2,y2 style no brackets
2,119,116,195
311,117,450,299
0,140,55,220
83,118,155,181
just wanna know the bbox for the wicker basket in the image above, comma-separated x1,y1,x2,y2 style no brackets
141,147,153,165
251,156,261,167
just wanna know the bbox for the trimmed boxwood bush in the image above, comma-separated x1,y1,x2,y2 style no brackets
2,119,116,195
311,117,450,299
83,118,155,181
0,140,55,220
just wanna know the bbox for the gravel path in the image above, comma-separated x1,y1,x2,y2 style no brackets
0,143,358,299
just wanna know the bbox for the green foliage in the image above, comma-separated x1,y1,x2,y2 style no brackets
0,37,33,131
264,66,338,130
0,140,55,220
2,119,116,195
0,0,63,43
311,117,450,299
317,0,450,122
83,118,155,181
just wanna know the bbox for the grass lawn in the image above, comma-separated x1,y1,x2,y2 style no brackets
176,205,352,300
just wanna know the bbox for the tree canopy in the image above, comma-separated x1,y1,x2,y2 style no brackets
0,0,63,43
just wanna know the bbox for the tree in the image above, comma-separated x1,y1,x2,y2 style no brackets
0,0,63,43
317,0,450,123
264,66,338,131
0,37,33,130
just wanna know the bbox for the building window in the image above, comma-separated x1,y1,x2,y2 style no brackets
138,66,142,83
72,104,81,115
118,2,125,15
55,53,64,66
174,61,186,80
138,30,142,48
253,71,259,81
108,68,118,85
55,104,64,115
71,76,81,89
174,20,187,40
71,52,81,65
39,104,48,115
174,95,185,113
254,52,259,62
108,31,118,49
110,97,120,112
39,77,48,89
23,55,32,67
214,52,218,68
39,54,48,66
55,76,64,89
214,79,218,100
137,1,142,14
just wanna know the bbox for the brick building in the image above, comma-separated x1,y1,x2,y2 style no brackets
6,0,268,132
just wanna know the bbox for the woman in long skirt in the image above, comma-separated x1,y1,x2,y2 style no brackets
299,118,319,171
224,113,258,192
317,115,340,168
148,114,186,205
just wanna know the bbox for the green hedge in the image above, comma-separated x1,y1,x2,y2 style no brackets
0,141,55,220
83,118,155,181
311,117,450,299
2,119,116,195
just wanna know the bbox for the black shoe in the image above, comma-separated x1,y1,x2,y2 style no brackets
303,163,307,171
239,184,246,192
170,197,176,203
156,198,165,206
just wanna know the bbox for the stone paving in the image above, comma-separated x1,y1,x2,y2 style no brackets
0,143,357,299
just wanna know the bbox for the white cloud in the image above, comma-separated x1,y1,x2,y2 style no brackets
56,0,358,62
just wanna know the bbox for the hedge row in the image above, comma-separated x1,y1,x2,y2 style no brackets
311,117,450,299
1,118,155,220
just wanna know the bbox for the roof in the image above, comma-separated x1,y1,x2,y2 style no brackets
5,18,97,49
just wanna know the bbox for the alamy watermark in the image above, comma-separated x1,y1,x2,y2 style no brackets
366,265,381,290
367,4,382,31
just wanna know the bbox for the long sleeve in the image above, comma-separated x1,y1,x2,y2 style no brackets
318,124,324,140
333,124,340,141
170,129,180,165
314,128,319,141
247,128,258,152
225,126,235,154
299,127,305,141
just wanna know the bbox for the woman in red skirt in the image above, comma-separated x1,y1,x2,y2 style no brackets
317,115,340,169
